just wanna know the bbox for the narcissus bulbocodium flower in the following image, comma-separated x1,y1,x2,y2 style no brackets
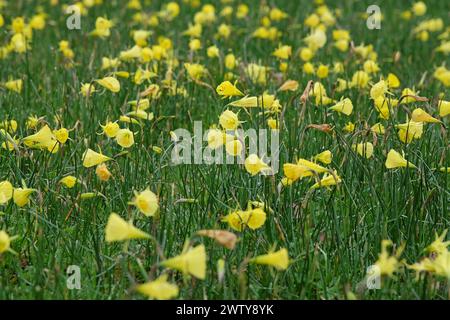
206,45,219,58
310,170,342,189
411,108,440,123
129,189,159,217
304,29,327,51
225,139,243,156
387,73,401,88
370,80,389,100
385,149,416,169
90,17,113,38
222,207,267,232
244,154,270,176
438,100,450,117
4,79,23,93
251,248,289,270
278,80,299,92
272,45,292,60
352,142,374,159
0,230,18,254
184,63,206,80
207,128,227,149
96,163,112,182
22,125,58,152
54,128,69,144
372,240,404,277
105,213,150,242
229,93,280,111
161,244,206,280
82,148,112,168
409,249,450,279
136,274,179,300
59,175,78,188
219,110,240,130
426,230,450,255
13,187,36,207
401,88,418,104
314,150,332,164
396,121,423,143
101,121,120,138
115,128,135,148
283,158,328,182
216,81,244,99
80,83,96,97
95,77,120,93
0,180,13,204
267,118,279,130
245,63,269,85
329,98,353,116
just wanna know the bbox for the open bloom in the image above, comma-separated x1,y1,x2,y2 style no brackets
438,100,450,117
115,129,135,148
385,149,416,169
91,17,113,37
105,213,150,242
96,164,112,182
225,139,243,156
222,208,267,232
314,150,332,164
82,149,112,168
426,230,450,255
0,230,17,254
22,125,58,152
244,154,269,176
130,189,159,217
184,63,206,80
101,121,120,138
207,129,226,149
4,79,23,93
272,45,292,60
310,171,342,189
216,81,243,99
396,121,423,143
251,248,289,270
219,110,240,130
285,158,329,180
161,245,206,280
411,108,440,123
329,98,353,115
54,128,69,144
0,180,13,204
136,274,179,300
387,73,400,88
373,240,403,277
95,77,120,93
13,188,36,207
59,176,78,188
370,80,388,100
352,142,374,159
304,29,327,51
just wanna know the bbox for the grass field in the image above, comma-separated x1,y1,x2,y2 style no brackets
0,0,450,300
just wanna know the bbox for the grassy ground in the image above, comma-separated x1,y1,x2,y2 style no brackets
0,0,450,299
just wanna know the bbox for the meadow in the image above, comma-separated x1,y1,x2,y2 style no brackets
0,0,450,300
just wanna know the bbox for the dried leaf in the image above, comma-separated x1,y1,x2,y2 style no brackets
197,229,237,250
